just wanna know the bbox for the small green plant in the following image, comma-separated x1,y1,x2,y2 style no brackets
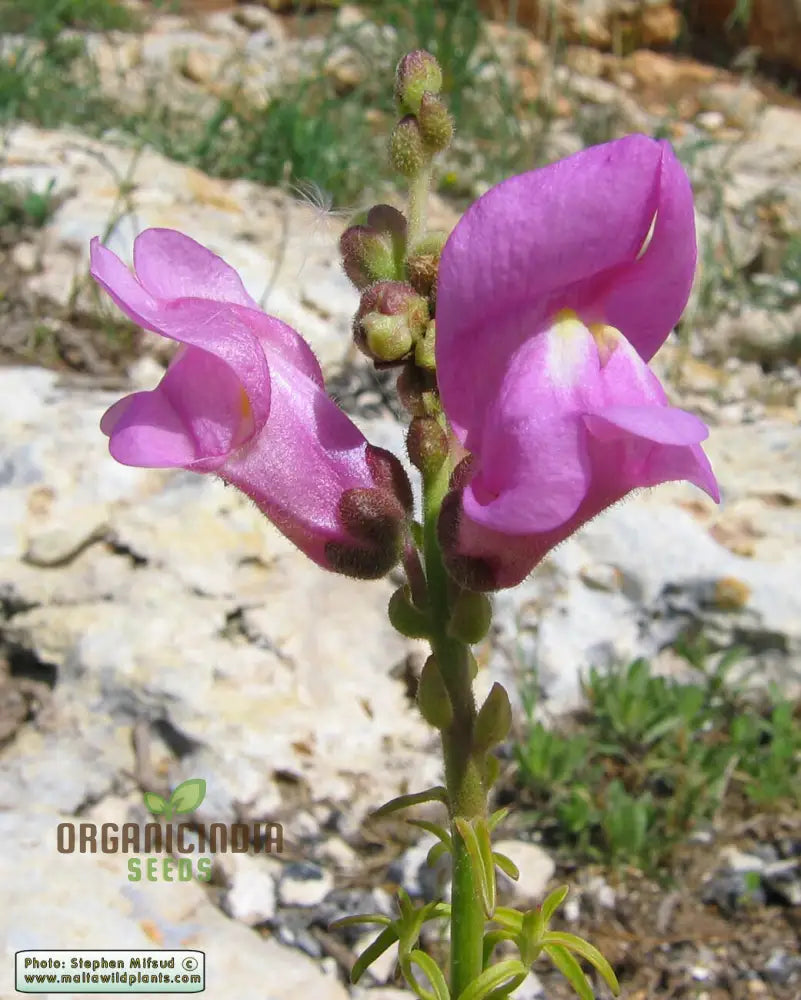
514,646,800,873
0,178,55,229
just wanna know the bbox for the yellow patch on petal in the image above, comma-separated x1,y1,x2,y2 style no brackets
545,309,593,387
239,386,253,421
588,322,623,367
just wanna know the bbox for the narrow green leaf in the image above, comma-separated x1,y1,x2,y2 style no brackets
482,929,515,968
483,981,530,1000
370,787,448,820
351,925,399,984
491,906,523,932
408,818,453,850
420,900,452,922
427,841,450,867
487,807,510,832
493,852,519,881
143,792,167,815
540,885,570,925
544,944,593,1000
406,949,451,1000
397,888,414,922
328,912,392,930
454,818,494,917
169,778,206,814
543,932,620,995
520,908,545,964
475,819,497,916
456,959,528,1000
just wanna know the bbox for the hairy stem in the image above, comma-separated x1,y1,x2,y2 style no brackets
407,161,432,250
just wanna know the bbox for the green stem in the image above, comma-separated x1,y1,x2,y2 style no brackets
449,828,487,998
421,447,486,998
407,160,432,250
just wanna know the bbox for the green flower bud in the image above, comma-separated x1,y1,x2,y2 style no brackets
354,281,429,363
395,50,443,115
340,205,407,290
390,116,427,177
406,416,449,479
397,363,428,417
339,226,397,289
473,682,512,754
406,231,447,297
414,319,436,371
448,589,492,644
417,654,453,730
388,585,430,639
362,312,413,362
367,204,407,261
418,92,454,153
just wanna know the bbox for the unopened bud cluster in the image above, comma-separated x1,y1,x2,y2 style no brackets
392,51,454,166
339,50,452,415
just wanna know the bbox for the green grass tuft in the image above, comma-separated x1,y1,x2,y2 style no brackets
514,644,801,874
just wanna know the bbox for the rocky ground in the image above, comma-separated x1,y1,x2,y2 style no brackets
1,2,800,999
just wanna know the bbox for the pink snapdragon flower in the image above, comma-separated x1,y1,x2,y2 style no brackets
435,134,720,590
91,229,411,579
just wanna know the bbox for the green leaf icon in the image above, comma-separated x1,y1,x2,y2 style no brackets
144,792,168,816
169,778,206,815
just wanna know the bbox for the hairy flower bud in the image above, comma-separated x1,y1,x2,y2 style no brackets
395,50,443,115
339,205,408,290
390,116,427,177
473,682,512,754
361,312,414,362
417,654,453,729
340,227,397,290
418,92,454,153
354,281,429,363
406,231,447,297
414,319,436,371
367,203,407,245
397,363,428,417
406,416,448,479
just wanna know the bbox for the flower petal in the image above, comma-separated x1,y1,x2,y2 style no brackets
441,318,720,587
583,404,708,445
235,305,325,389
102,388,198,468
91,238,271,434
436,135,665,441
218,351,376,568
102,346,254,469
436,136,696,444
90,237,162,332
599,142,697,362
460,317,598,534
133,228,259,308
